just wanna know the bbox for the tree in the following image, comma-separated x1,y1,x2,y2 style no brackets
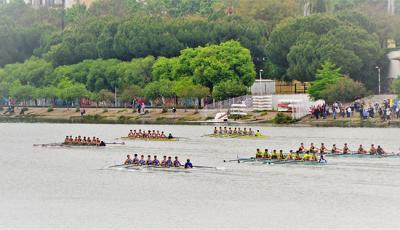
143,79,176,104
308,61,342,100
173,77,210,110
57,79,90,107
212,79,248,101
319,77,369,104
120,85,143,103
9,82,36,105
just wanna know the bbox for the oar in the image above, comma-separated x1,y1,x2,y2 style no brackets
33,143,62,147
105,142,125,145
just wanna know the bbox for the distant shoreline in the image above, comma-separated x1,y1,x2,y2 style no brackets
0,106,398,127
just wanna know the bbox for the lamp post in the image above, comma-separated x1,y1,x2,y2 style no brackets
376,66,381,95
259,69,263,80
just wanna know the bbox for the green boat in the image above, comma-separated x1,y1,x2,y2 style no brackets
234,157,326,165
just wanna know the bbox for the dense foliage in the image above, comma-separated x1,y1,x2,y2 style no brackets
0,0,399,105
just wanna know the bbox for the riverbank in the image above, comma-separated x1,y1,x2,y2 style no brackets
1,106,399,127
0,106,277,125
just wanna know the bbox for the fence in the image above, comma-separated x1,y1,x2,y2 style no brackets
275,81,309,94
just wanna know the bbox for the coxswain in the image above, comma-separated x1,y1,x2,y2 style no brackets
369,144,377,154
161,156,167,166
377,145,385,155
128,130,134,137
99,141,106,146
213,127,218,134
153,156,160,166
184,159,193,169
263,149,270,159
139,155,146,165
255,130,262,137
173,156,181,167
132,154,139,164
343,143,350,154
357,145,367,154
124,154,133,164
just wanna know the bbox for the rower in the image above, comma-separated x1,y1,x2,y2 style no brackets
233,128,238,135
319,143,327,154
184,159,193,169
69,136,73,142
166,156,173,167
153,156,160,166
309,143,317,154
357,144,367,154
92,136,97,145
228,127,233,134
73,137,78,144
138,129,143,138
287,150,294,160
139,155,145,165
151,130,157,138
248,128,254,136
237,128,242,135
331,144,341,154
219,127,223,134
64,136,70,144
160,131,166,138
173,156,182,167
124,154,133,164
132,154,139,164
278,150,284,159
133,130,137,137
156,131,161,138
298,143,305,153
82,137,87,145
161,156,167,166
343,143,350,154
271,150,278,159
168,133,174,139
243,128,248,135
263,149,270,159
223,127,228,134
255,130,262,137
146,155,152,165
369,144,377,155
256,148,263,158
87,137,92,145
377,145,385,155
128,130,134,137
213,127,218,134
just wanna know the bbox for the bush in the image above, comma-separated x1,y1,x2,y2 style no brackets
161,107,168,113
102,108,108,113
273,112,293,124
319,77,369,104
75,107,80,112
47,107,54,112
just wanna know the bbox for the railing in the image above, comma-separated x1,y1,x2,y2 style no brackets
203,95,254,110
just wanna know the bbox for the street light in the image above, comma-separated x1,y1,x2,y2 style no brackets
376,66,381,95
259,69,263,80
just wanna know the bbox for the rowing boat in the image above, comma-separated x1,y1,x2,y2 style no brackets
120,137,179,141
229,157,326,165
33,142,124,147
325,153,400,158
205,134,268,139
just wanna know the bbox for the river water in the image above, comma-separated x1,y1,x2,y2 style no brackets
1,123,400,229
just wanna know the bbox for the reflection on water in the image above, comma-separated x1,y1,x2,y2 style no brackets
1,123,400,229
